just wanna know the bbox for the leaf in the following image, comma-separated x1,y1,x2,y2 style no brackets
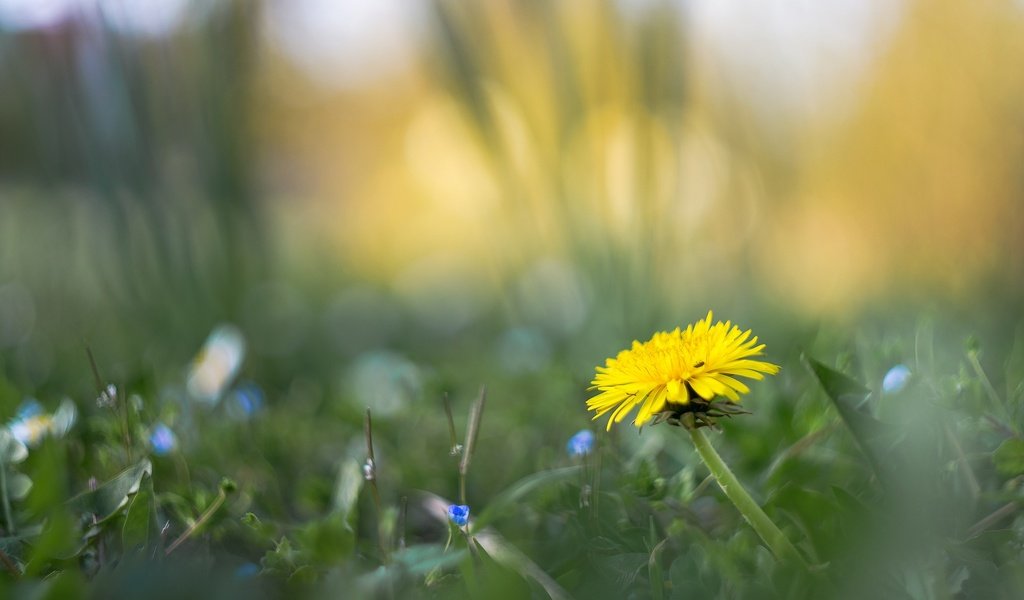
67,459,152,523
0,535,26,563
24,511,78,576
33,568,87,600
288,565,318,585
122,474,155,551
803,355,899,486
8,472,32,500
830,485,870,515
993,439,1024,476
460,539,532,599
295,514,354,565
331,459,363,531
649,538,668,600
1004,322,1024,403
474,466,580,527
598,552,649,588
0,428,28,464
392,544,467,576
241,512,276,540
261,537,299,578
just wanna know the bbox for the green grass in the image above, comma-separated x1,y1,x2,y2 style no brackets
1,299,1023,599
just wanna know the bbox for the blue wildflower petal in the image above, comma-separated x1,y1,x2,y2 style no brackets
150,423,178,456
15,399,44,421
234,563,260,580
567,429,594,457
447,504,470,527
882,365,911,394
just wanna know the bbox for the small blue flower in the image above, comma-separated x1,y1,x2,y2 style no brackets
567,429,594,457
227,383,264,420
234,562,260,580
8,398,65,447
16,399,43,420
150,423,177,456
882,364,911,394
447,504,470,527
235,384,264,415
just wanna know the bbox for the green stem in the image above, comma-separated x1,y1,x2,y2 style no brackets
165,488,227,556
688,427,806,568
0,466,14,536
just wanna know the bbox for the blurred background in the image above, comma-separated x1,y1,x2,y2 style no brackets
4,0,1024,495
2,0,1024,594
3,0,1023,372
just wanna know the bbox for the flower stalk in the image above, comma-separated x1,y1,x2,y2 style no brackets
687,426,806,568
165,478,236,556
458,386,486,505
0,466,15,536
364,408,389,564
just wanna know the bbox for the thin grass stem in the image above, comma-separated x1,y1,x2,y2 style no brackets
443,393,460,455
968,351,1005,413
0,466,15,536
364,408,389,564
458,386,486,506
165,483,233,556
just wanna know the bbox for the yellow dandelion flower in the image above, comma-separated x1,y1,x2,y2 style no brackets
588,311,780,430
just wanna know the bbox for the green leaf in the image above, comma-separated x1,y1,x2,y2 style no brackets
33,568,87,600
288,565,318,585
803,355,898,485
392,544,466,576
474,466,580,527
8,472,32,500
122,474,155,551
295,514,355,565
598,552,650,588
261,537,299,578
67,459,152,523
460,539,532,599
649,538,668,600
993,439,1024,476
331,459,363,531
830,485,869,515
0,535,26,563
24,510,78,576
1005,323,1024,404
241,511,276,541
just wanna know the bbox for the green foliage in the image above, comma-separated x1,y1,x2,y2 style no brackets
993,439,1024,476
67,460,152,525
0,304,1021,598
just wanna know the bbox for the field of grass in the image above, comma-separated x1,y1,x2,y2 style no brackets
2,265,1022,599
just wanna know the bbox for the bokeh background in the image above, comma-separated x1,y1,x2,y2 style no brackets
4,0,1023,368
2,0,1024,597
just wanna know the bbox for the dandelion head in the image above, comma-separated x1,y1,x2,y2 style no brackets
566,429,595,457
447,504,470,527
587,311,780,430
